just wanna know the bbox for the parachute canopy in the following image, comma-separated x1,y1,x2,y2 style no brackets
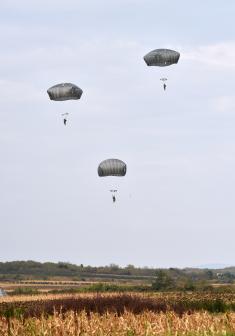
98,159,127,177
47,83,83,101
144,49,180,67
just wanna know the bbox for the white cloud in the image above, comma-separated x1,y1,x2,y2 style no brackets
182,41,235,68
212,95,235,112
0,79,42,104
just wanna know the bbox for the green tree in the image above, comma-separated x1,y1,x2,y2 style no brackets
152,270,175,291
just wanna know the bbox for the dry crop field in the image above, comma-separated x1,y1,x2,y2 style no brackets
0,280,99,294
0,292,235,335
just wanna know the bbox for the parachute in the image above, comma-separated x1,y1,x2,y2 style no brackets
47,83,83,125
98,159,127,203
98,159,127,177
144,49,180,90
143,49,180,67
47,83,83,101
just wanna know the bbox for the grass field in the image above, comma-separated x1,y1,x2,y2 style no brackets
1,292,235,335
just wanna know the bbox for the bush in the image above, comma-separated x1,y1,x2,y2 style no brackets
152,270,175,291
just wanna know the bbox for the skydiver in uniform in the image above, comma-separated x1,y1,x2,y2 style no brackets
112,195,116,203
163,83,167,91
63,118,67,125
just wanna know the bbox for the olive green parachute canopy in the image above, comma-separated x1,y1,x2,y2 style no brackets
98,159,127,177
47,83,83,101
144,49,180,67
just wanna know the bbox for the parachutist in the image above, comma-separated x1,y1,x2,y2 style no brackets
98,159,126,203
144,49,180,91
160,78,167,91
47,83,83,123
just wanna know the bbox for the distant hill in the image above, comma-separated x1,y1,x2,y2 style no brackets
197,264,234,269
0,261,235,283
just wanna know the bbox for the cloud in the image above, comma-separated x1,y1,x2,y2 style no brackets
0,79,42,104
182,41,235,68
212,95,235,112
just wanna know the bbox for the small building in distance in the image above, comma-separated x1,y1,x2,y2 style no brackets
0,288,7,297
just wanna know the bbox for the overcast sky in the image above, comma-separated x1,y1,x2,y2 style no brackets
1,0,235,268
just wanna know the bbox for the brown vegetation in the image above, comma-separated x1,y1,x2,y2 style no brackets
0,292,235,317
1,292,235,335
0,310,235,335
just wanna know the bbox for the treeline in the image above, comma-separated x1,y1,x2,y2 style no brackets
0,261,234,283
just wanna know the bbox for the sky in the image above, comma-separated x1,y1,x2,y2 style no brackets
1,0,235,268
